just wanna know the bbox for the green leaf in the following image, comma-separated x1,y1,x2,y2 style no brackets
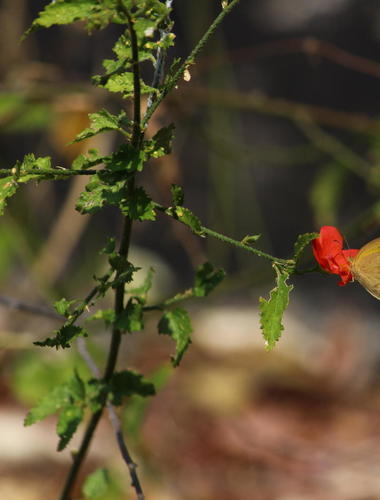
109,370,155,405
24,384,70,426
72,109,129,143
120,186,156,221
108,256,139,288
34,324,87,349
293,232,319,262
26,0,122,36
193,262,226,297
241,234,261,245
25,371,86,451
100,237,116,255
259,267,293,350
115,300,144,333
144,124,175,159
0,176,18,215
95,72,156,97
127,268,154,301
167,206,203,235
158,308,193,366
54,298,76,318
83,469,110,500
170,184,184,207
72,149,103,170
75,174,127,215
86,308,115,327
57,404,84,451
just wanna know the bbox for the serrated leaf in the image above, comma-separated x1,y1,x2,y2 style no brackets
100,237,116,255
54,298,76,317
116,300,144,332
26,0,121,36
259,267,293,350
34,324,87,349
241,234,261,245
96,72,157,97
57,404,84,451
120,186,156,221
0,176,18,215
75,174,126,215
168,206,203,235
127,268,154,301
193,262,226,297
158,308,193,366
145,124,175,159
25,371,86,449
24,384,69,426
293,232,319,262
109,370,155,406
86,308,115,327
170,184,184,206
72,109,128,143
83,468,110,499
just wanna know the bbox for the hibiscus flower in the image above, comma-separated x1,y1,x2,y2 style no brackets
312,226,359,286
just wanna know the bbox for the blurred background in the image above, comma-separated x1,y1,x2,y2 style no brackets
3,1,380,499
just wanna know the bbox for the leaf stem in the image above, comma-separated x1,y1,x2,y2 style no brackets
142,0,242,127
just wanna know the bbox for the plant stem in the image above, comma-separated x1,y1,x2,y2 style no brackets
201,226,291,265
143,0,242,127
58,7,142,499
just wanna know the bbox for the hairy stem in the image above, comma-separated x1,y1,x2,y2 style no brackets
59,8,142,499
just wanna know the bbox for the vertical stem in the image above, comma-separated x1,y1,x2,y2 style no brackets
58,7,142,499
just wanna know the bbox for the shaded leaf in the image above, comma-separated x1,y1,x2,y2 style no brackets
120,186,156,221
170,184,184,207
193,262,225,297
144,124,175,159
109,370,155,405
158,308,193,366
116,300,144,332
34,324,87,349
259,267,293,350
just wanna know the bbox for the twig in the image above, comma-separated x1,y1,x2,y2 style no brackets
201,226,291,265
172,86,380,136
142,0,242,127
295,116,372,180
146,0,174,111
76,337,144,499
0,295,61,320
0,168,97,178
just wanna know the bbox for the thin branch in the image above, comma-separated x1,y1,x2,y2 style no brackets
0,168,97,178
146,0,174,111
172,86,380,136
0,295,61,320
296,116,372,180
76,337,144,499
142,0,242,127
201,226,291,265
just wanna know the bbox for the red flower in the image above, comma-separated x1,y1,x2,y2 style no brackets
312,226,359,286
